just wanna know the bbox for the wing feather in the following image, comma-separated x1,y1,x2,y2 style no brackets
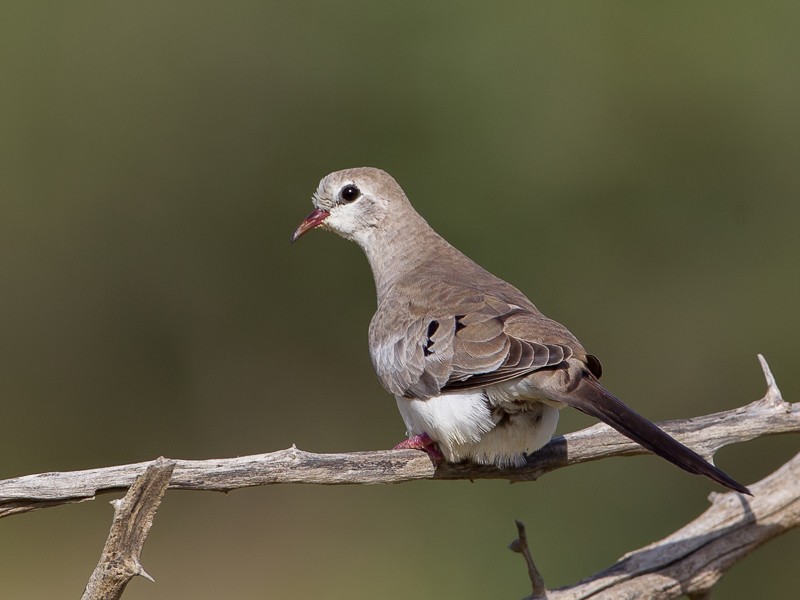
368,275,587,399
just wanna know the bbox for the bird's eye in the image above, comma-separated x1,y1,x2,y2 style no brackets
339,184,361,203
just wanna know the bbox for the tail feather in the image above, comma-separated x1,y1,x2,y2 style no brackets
565,377,750,495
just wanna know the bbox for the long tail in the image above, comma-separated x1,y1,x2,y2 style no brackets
564,376,750,495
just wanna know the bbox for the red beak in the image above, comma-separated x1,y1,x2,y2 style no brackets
291,208,330,243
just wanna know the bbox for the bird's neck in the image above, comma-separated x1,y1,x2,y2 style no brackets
355,213,450,303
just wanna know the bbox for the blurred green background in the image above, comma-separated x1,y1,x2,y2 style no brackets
1,2,798,598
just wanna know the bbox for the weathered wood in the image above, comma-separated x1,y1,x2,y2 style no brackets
503,355,799,599
522,450,799,599
81,457,175,600
1,357,797,518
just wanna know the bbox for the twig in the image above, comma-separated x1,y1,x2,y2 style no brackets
81,457,175,600
509,520,547,599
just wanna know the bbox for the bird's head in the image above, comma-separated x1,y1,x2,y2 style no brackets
291,167,407,245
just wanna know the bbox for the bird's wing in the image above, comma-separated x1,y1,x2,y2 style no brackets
369,278,587,400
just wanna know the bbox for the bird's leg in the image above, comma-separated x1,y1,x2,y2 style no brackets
393,433,444,464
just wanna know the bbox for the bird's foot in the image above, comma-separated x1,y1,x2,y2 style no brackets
393,433,444,465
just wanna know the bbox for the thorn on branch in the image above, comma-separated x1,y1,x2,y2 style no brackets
137,564,155,583
757,354,785,408
509,520,547,599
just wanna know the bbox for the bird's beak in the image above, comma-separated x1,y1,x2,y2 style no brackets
291,208,330,243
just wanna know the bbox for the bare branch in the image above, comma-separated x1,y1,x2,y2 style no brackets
504,355,799,599
515,450,799,599
81,457,175,600
0,355,795,599
0,356,797,520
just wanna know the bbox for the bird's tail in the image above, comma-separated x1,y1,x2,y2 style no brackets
564,376,750,495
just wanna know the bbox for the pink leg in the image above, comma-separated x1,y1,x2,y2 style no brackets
393,433,444,464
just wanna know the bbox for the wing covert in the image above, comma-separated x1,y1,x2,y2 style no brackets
369,282,581,400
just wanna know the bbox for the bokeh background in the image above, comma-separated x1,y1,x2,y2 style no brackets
1,2,798,598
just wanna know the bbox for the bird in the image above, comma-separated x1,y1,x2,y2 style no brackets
291,167,749,494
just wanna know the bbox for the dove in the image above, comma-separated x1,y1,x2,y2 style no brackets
292,167,749,494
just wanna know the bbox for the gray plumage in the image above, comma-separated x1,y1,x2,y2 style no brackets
292,167,749,494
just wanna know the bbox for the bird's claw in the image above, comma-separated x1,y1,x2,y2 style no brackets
393,433,444,465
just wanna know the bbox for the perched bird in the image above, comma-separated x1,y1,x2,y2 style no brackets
292,167,749,494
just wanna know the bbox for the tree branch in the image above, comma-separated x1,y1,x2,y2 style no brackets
0,355,797,599
504,357,799,598
510,449,799,599
0,356,797,519
81,457,175,600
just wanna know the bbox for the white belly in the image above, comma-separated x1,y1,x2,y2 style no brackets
395,389,561,468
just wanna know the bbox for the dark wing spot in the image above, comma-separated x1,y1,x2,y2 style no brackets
587,354,603,378
423,320,439,357
454,315,466,333
427,320,440,338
